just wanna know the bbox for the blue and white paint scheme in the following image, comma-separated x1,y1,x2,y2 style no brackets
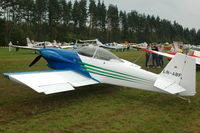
4,46,196,98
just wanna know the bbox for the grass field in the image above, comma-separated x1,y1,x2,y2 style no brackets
0,48,199,133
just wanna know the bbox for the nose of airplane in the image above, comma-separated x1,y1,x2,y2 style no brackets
39,48,82,70
40,48,73,63
29,48,96,79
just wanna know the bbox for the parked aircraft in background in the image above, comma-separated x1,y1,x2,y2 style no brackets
4,46,196,102
9,38,75,51
139,47,200,65
9,38,59,52
75,39,127,51
75,39,103,47
135,42,148,48
26,38,61,48
100,42,127,51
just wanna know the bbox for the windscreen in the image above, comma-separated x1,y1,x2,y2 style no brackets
77,46,122,62
94,47,121,61
77,46,96,57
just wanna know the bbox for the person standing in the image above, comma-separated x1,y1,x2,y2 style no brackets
157,44,164,67
145,44,152,68
151,44,158,68
177,45,183,53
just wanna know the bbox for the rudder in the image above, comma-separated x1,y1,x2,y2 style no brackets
160,53,196,96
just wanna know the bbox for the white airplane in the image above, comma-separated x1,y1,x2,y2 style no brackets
26,38,61,48
51,40,77,49
75,39,103,47
4,46,196,101
9,38,74,51
100,42,127,51
135,42,148,48
9,38,59,52
77,39,127,51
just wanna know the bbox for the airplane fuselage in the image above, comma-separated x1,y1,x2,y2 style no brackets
79,55,162,93
40,48,164,94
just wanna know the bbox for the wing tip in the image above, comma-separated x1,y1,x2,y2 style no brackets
3,73,10,79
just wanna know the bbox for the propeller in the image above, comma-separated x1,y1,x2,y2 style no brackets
29,55,42,67
29,43,46,67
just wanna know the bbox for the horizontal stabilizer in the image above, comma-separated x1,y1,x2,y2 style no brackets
4,70,99,94
154,76,185,94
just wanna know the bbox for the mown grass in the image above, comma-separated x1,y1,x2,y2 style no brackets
0,48,199,133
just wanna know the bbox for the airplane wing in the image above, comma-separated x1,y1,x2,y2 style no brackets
14,45,39,50
9,42,39,51
140,48,174,58
4,70,99,94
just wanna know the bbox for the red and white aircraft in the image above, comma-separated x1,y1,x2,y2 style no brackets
26,38,61,48
140,47,200,65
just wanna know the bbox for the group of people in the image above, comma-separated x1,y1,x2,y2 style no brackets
145,44,164,68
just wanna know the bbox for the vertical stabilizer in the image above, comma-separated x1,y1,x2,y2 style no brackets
159,53,196,96
26,38,33,47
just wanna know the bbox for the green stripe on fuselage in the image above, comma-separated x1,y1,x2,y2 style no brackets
84,69,150,85
79,62,153,85
83,66,152,85
80,62,152,82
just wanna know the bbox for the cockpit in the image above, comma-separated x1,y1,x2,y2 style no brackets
77,46,123,62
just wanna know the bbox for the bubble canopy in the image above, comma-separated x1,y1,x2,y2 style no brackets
77,46,122,62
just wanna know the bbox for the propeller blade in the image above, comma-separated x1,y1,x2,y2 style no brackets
29,55,42,67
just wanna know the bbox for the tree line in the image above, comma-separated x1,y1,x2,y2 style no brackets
0,0,200,46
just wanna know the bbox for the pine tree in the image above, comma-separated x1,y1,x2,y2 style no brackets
72,0,79,28
119,11,128,41
107,4,119,41
89,0,97,29
78,0,87,30
61,1,72,25
196,29,200,44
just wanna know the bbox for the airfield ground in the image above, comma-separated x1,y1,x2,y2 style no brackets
0,48,199,133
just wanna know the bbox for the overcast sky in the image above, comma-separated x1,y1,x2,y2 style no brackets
101,0,200,30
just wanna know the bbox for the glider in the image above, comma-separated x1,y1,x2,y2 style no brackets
100,42,127,51
139,47,200,65
4,46,196,101
77,39,103,47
